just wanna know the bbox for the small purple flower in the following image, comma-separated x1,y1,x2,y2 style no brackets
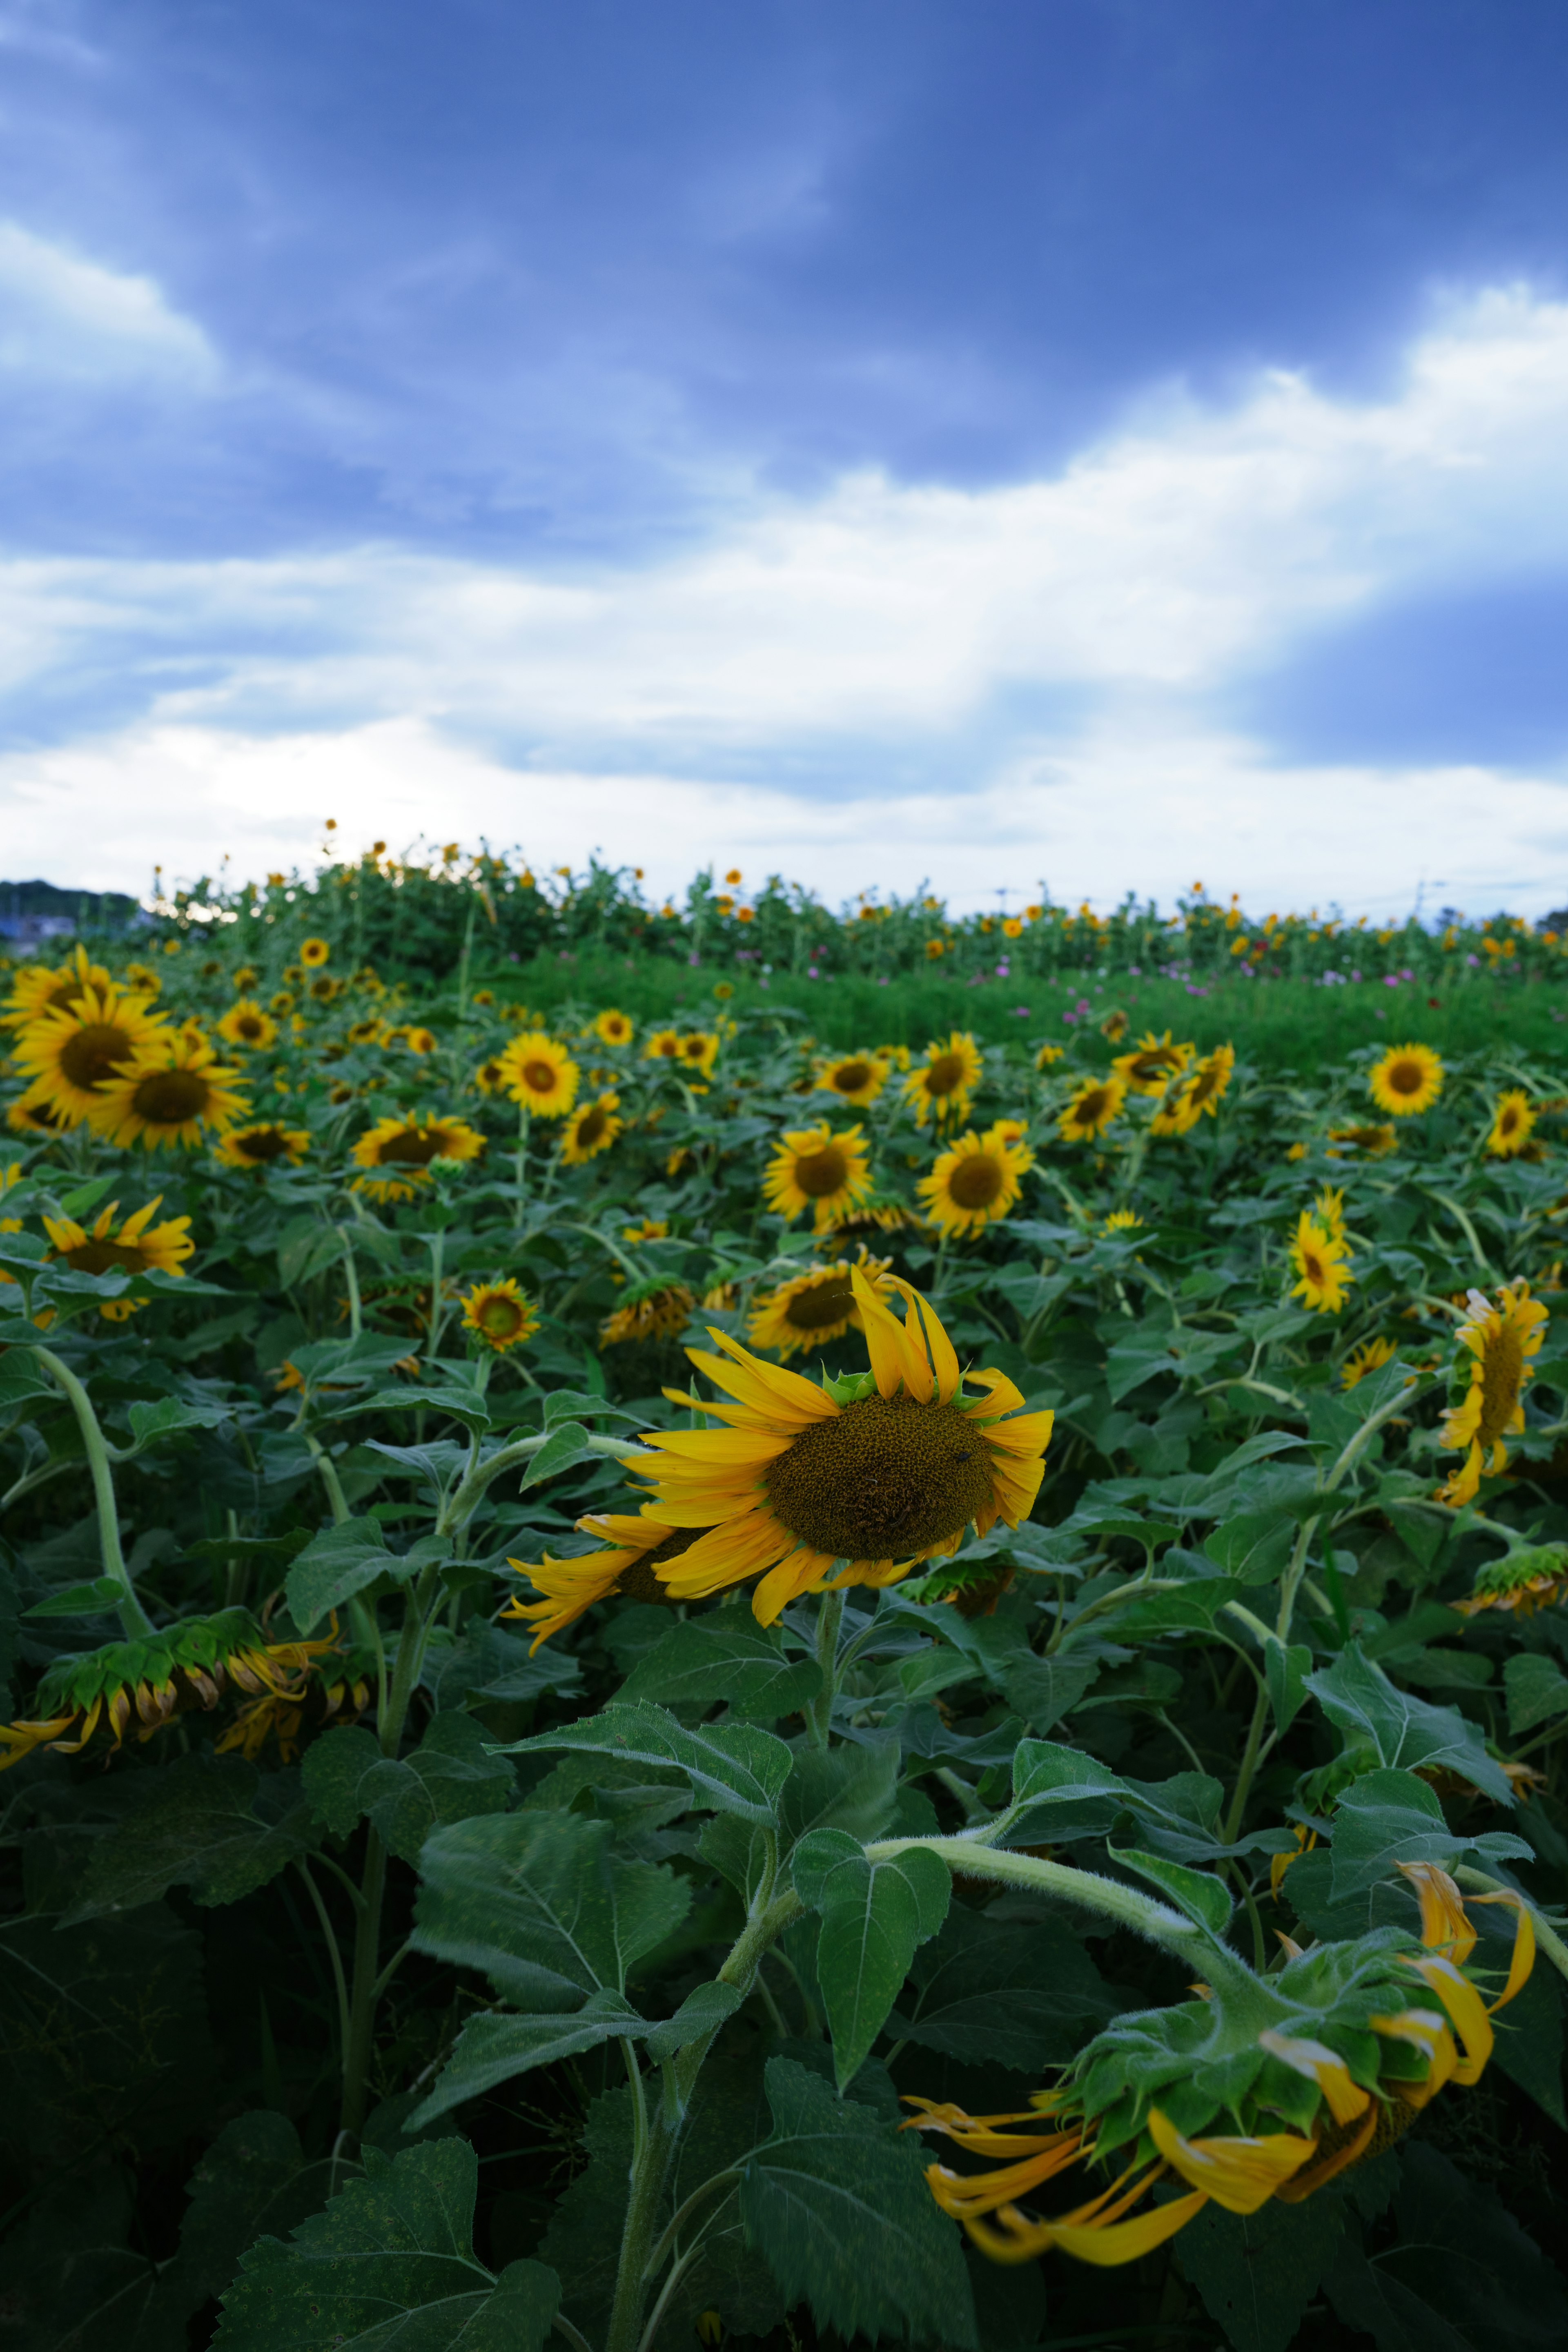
1383,974,1398,988
1467,954,1480,967
807,965,819,978
1350,969,1362,982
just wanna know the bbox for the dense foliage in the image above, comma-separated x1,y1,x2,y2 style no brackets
1,900,1566,2352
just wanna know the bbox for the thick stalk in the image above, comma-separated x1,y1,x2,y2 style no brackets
336,1229,363,1338
808,1586,845,1746
31,1346,152,1637
304,1432,354,1528
863,1836,1223,1969
1223,1684,1272,1847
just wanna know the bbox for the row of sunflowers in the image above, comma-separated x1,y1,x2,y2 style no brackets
0,921,1566,2352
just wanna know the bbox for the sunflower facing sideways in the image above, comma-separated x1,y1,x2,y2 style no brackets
42,1198,194,1319
216,1123,310,1172
502,1510,692,1651
87,1036,249,1151
350,1112,486,1201
902,1031,984,1128
747,1248,894,1359
216,1000,279,1051
561,1092,623,1164
1112,1030,1194,1095
11,981,169,1127
918,1125,1033,1238
762,1122,875,1232
631,1267,1053,1624
1057,1073,1127,1144
814,1050,889,1109
1369,1041,1443,1117
1437,1278,1548,1506
1289,1210,1353,1314
499,1032,579,1118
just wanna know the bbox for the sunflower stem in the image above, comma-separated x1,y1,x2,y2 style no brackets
808,1585,845,1746
513,1101,530,1229
30,1346,153,1638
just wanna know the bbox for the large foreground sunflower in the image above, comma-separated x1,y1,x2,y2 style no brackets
1437,1278,1548,1506
918,1125,1033,1238
562,1093,623,1164
502,1510,693,1649
11,982,169,1127
1369,1042,1443,1117
902,1031,984,1127
86,1038,249,1151
746,1250,893,1360
814,1051,889,1109
42,1198,193,1319
215,1123,310,1171
351,1112,486,1201
762,1122,874,1231
632,1268,1053,1623
499,1032,579,1117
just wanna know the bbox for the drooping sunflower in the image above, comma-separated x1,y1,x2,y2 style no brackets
1454,1542,1568,1619
1289,1212,1353,1314
1327,1123,1398,1159
2,945,115,1029
502,1510,693,1650
561,1092,623,1165
1112,1031,1194,1095
216,1123,310,1171
595,1007,634,1046
632,1269,1053,1624
1057,1073,1127,1144
1487,1089,1536,1158
1341,1335,1396,1390
1369,1042,1443,1117
814,1051,889,1108
918,1126,1033,1238
1437,1278,1549,1506
299,937,331,969
11,981,170,1127
644,1028,685,1064
902,1031,984,1128
350,1112,486,1201
42,1197,193,1319
85,1037,249,1151
600,1279,696,1348
762,1122,874,1232
746,1250,894,1360
216,1000,279,1051
905,1862,1534,2271
460,1278,539,1353
499,1032,580,1118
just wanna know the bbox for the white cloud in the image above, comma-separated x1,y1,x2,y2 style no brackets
0,221,216,381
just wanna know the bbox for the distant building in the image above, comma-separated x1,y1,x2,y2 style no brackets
0,880,143,947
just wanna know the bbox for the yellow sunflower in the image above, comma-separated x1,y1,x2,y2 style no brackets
216,1123,310,1171
1341,1335,1397,1389
1289,1212,1352,1314
6,1097,68,1137
1178,1042,1236,1123
1487,1090,1536,1158
902,1031,984,1127
85,1038,249,1151
1099,1008,1129,1043
501,1510,693,1650
471,1055,507,1094
350,1112,486,1201
403,1025,436,1054
1369,1042,1443,1117
633,1270,1053,1624
1057,1073,1127,1143
499,1032,579,1118
679,1030,720,1077
595,1008,635,1046
762,1122,874,1231
42,1197,193,1320
2,945,115,1029
561,1092,623,1164
644,1028,685,1063
216,1000,279,1051
1112,1030,1194,1095
460,1278,539,1353
300,937,331,968
1313,1184,1347,1243
600,1280,696,1347
918,1127,1033,1238
1034,1042,1065,1070
1438,1279,1548,1506
746,1250,894,1360
1327,1123,1398,1159
230,966,257,993
1102,1209,1143,1233
814,1051,889,1108
11,982,170,1127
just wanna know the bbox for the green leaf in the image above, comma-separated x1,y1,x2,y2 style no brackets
504,1700,791,1823
124,1395,234,1450
60,1753,319,1921
517,1420,595,1490
619,1613,823,1721
408,1991,647,2127
797,1839,952,2090
1263,1636,1314,1734
24,1575,128,1619
1505,1652,1568,1736
889,1900,1121,2070
173,2110,349,2309
1177,2183,1349,2352
738,2056,977,2347
0,1354,57,1408
411,1809,690,2005
1307,1643,1517,1804
347,1385,493,1434
1001,1652,1100,1729
643,1979,745,2063
1328,1770,1531,1904
285,1518,401,1634
357,1714,514,1864
780,1740,900,1846
301,1724,383,1838
214,2137,561,2352
1114,1847,1233,1938
1203,1513,1298,1584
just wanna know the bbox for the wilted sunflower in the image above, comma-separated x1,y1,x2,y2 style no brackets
350,1112,486,1201
918,1126,1033,1238
1437,1279,1548,1506
902,1031,984,1128
1487,1089,1536,1158
905,1862,1534,2270
500,1031,579,1117
216,1000,278,1051
86,1037,249,1151
501,1510,693,1649
1057,1073,1127,1143
595,1007,635,1046
42,1197,193,1319
1341,1334,1397,1390
814,1051,889,1108
763,1122,874,1231
1289,1212,1352,1314
2,944,115,1029
1327,1122,1398,1159
747,1250,894,1360
1454,1542,1568,1618
1369,1042,1443,1117
11,981,170,1127
1112,1030,1194,1095
216,1123,310,1171
600,1279,695,1348
633,1269,1053,1624
460,1278,539,1353
299,937,331,968
561,1092,622,1164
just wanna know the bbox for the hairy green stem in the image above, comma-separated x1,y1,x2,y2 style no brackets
864,1835,1231,1973
336,1229,363,1338
31,1346,153,1637
808,1586,845,1746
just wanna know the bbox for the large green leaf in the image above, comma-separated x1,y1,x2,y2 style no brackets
59,1753,319,1921
214,2137,561,2351
409,1991,647,2127
791,1830,950,2089
1504,1652,1568,1736
780,1738,900,1846
1328,1770,1530,1902
1323,2144,1568,2352
1177,2183,1349,2352
358,1713,514,1863
618,1612,823,1721
889,1900,1121,2070
504,1700,792,1822
284,1518,404,1633
1307,1646,1517,1804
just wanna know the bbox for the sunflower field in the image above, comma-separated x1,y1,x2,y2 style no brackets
1,905,1567,2352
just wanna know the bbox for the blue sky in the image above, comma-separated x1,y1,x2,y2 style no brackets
4,0,1568,911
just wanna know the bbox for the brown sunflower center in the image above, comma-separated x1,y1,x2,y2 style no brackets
1387,1058,1424,1097
1074,1087,1112,1126
522,1060,559,1093
784,1273,855,1330
764,1393,995,1561
657,1037,681,1056
235,1128,290,1161
58,1023,139,1091
236,1016,267,1041
62,1239,148,1276
927,1051,967,1096
1302,1249,1327,1285
1129,1052,1175,1082
833,1061,873,1092
376,1128,444,1165
1501,1107,1521,1134
793,1145,849,1198
576,1106,607,1147
130,1069,212,1125
947,1154,1004,1210
1478,1325,1526,1446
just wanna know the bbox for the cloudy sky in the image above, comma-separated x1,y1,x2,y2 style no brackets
3,1,1568,914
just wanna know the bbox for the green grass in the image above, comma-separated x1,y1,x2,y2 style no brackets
494,947,1566,1068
